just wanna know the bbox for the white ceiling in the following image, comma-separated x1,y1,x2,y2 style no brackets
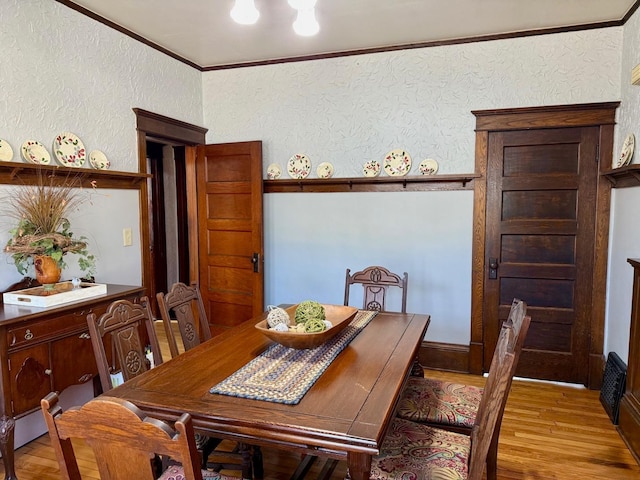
63,0,637,69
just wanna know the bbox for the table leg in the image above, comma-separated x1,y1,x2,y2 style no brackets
0,415,17,480
346,452,371,480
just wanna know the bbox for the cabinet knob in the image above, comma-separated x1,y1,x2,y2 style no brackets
24,330,33,341
79,333,91,340
44,369,52,376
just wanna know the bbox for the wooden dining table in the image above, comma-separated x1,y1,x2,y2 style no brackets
105,308,430,480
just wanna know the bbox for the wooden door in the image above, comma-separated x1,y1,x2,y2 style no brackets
472,103,618,388
483,127,598,384
196,141,264,336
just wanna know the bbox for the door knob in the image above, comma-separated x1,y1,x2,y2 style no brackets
489,258,498,280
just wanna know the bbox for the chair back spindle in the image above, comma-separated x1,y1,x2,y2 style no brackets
344,266,408,313
157,282,211,359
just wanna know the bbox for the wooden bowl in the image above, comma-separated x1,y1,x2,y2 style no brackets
255,304,359,349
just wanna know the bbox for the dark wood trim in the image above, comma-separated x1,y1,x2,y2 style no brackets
472,102,619,131
57,0,640,71
132,109,207,301
0,161,150,188
55,1,202,71
264,174,478,193
418,341,470,373
601,164,640,187
133,109,208,145
471,102,617,388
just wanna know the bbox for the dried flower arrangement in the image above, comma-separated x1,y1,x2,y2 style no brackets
3,168,96,280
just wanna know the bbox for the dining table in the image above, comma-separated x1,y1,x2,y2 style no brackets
104,307,430,480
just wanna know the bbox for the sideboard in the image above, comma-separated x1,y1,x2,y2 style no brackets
620,259,640,464
0,283,144,480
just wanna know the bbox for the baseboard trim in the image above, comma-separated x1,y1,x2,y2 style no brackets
418,341,470,373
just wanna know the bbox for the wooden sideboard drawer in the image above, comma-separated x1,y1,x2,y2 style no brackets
8,313,88,349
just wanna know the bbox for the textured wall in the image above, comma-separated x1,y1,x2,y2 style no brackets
204,29,621,177
606,8,640,363
203,28,622,344
0,0,202,288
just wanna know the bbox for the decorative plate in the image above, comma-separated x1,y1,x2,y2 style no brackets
21,140,51,165
419,158,439,175
53,132,86,167
362,160,381,177
0,139,14,162
89,150,110,170
267,163,282,180
316,162,334,178
383,149,412,176
617,133,635,168
287,153,311,179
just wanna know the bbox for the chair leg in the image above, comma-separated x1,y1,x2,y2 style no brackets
239,442,253,480
289,454,317,480
486,428,499,480
252,446,264,480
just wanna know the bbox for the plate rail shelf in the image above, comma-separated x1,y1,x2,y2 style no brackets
601,164,640,188
0,160,150,189
264,173,478,193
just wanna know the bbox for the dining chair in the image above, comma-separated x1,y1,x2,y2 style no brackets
156,282,264,480
371,320,521,480
86,296,162,394
86,297,226,475
156,281,212,359
41,392,233,480
395,298,530,480
344,266,408,313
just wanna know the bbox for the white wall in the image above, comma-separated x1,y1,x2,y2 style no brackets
203,29,622,344
0,0,203,289
606,7,640,363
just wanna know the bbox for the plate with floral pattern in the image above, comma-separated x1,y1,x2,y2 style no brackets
419,158,439,175
383,149,412,176
0,139,14,162
21,140,51,165
287,153,311,179
89,150,111,170
53,132,86,167
362,160,381,177
267,163,282,179
316,162,334,178
616,133,635,168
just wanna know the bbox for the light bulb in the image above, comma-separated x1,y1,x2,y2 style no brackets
293,8,319,36
230,0,260,25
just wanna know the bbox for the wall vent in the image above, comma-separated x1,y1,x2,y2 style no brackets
600,352,627,425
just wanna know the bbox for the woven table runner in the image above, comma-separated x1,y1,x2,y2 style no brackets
209,310,377,405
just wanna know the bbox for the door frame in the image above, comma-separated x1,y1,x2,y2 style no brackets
133,108,208,303
470,102,618,389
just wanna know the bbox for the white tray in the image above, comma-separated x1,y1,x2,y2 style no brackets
3,282,107,307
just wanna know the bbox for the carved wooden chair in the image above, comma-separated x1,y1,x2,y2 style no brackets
395,298,530,480
371,320,521,480
156,281,212,359
41,392,233,480
157,282,264,479
344,266,408,313
86,296,162,394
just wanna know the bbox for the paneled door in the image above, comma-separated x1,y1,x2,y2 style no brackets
196,141,264,336
472,103,617,387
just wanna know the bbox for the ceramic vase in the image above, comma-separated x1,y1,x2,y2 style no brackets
34,255,62,285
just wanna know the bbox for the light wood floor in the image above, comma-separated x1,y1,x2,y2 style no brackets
2,323,639,479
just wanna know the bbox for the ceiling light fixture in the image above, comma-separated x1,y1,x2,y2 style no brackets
231,0,320,36
230,0,260,25
292,6,319,36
